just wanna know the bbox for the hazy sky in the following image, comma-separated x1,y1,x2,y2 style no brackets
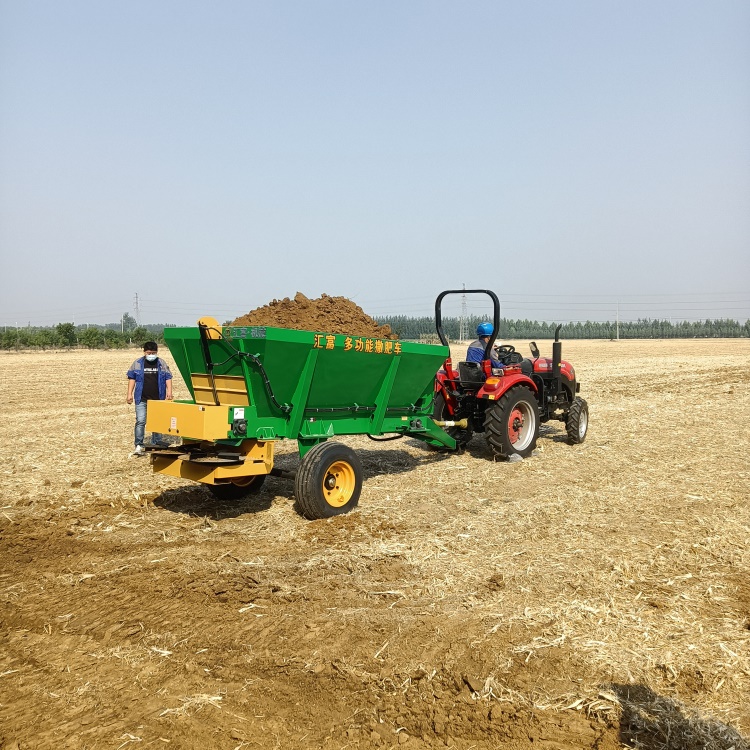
1,1,748,326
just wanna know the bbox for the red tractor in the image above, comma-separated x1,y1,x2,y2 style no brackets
433,289,589,458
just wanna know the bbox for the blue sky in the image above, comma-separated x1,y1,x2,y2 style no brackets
1,1,748,326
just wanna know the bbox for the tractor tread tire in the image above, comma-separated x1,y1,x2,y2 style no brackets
566,397,589,445
484,386,540,459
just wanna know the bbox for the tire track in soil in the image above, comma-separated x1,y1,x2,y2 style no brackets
2,515,623,749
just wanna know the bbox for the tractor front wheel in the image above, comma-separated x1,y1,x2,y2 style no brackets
295,442,363,520
208,474,267,500
484,386,540,459
566,397,589,444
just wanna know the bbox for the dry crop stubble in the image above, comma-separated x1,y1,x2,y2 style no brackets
0,339,748,750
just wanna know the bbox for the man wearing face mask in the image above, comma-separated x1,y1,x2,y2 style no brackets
126,341,173,456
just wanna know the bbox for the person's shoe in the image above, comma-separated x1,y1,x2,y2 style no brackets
134,445,145,456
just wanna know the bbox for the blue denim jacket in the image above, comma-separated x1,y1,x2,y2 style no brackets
127,356,173,404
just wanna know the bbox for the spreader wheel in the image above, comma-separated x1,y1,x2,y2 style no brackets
484,386,540,459
208,474,267,500
295,442,363,520
433,392,472,449
566,397,589,444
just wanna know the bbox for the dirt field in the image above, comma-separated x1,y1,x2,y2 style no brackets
1,339,749,750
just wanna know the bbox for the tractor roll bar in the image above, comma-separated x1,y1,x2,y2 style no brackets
435,289,501,361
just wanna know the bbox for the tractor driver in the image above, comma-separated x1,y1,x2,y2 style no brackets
466,322,506,370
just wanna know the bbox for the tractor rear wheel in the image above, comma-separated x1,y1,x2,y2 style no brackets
484,386,539,459
433,392,473,449
566,397,589,444
208,474,266,500
295,441,363,520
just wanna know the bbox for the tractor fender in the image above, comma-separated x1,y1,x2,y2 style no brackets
477,372,538,401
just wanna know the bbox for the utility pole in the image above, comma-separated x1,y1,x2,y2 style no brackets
459,284,468,341
134,293,141,328
616,302,620,341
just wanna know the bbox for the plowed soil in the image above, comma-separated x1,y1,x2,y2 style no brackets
229,292,395,339
1,339,749,750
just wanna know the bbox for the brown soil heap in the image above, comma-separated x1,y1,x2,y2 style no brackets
229,292,396,339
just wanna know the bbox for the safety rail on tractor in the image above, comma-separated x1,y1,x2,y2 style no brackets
145,316,456,519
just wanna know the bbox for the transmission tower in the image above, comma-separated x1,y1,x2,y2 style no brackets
459,284,468,341
134,293,141,327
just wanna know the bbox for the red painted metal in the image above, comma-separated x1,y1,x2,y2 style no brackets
476,371,537,400
508,407,524,444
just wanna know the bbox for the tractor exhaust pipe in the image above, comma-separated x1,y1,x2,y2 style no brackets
552,324,563,395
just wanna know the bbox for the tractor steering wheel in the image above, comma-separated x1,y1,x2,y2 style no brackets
494,344,516,356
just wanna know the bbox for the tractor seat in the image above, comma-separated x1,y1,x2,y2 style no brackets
458,361,486,388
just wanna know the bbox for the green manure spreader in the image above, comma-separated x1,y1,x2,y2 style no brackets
146,316,456,519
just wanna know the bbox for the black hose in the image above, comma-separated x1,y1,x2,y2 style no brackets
198,326,292,414
198,324,220,405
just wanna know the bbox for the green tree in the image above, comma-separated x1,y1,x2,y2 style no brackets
81,327,104,349
131,326,149,345
122,313,137,332
32,329,55,348
56,322,77,347
104,328,125,349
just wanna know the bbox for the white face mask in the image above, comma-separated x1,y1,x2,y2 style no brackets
145,354,158,362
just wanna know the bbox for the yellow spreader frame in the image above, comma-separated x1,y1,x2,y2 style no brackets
150,438,274,486
147,399,273,486
147,400,237,442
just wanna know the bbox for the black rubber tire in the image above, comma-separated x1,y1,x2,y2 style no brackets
484,386,540,458
208,474,266,500
433,392,473,449
566,397,589,445
295,442,363,520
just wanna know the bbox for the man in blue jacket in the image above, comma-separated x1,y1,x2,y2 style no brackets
466,322,506,370
126,341,173,455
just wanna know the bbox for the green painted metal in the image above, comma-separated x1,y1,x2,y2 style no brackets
163,325,456,451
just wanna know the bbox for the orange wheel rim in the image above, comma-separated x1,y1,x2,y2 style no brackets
321,460,356,507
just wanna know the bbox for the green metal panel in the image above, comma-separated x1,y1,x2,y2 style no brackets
163,325,455,449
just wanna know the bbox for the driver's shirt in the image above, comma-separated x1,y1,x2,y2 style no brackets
466,339,505,369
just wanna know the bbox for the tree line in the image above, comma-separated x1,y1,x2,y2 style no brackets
2,314,748,350
0,319,173,350
377,315,750,341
